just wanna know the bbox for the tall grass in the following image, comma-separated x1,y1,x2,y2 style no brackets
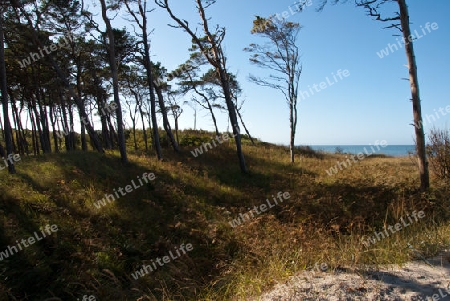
0,130,448,300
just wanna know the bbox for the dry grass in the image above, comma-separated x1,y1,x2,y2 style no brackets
0,132,449,300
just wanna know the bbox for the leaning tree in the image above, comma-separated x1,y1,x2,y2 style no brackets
244,16,302,163
318,0,429,191
155,0,248,173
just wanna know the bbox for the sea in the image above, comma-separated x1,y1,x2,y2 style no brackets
309,145,416,157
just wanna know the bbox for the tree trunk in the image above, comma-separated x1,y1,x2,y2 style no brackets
9,92,22,154
147,107,154,149
174,115,179,146
99,0,128,164
234,102,255,146
37,92,52,152
61,102,71,151
218,67,248,173
201,94,220,136
0,13,16,173
107,115,117,148
68,104,76,150
290,101,295,163
19,106,29,155
98,94,112,149
29,109,39,155
80,111,87,151
17,103,29,155
76,62,87,151
49,105,59,153
139,104,148,152
130,109,137,151
31,95,47,154
139,2,163,159
397,0,429,191
155,85,179,152
101,115,111,149
145,62,162,158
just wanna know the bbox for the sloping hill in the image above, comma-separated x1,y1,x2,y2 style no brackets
0,140,449,300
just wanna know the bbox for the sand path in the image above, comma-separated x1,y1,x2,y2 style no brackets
256,251,450,301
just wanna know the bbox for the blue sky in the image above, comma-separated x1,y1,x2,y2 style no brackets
111,0,450,145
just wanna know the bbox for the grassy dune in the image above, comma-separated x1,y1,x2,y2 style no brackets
0,132,449,300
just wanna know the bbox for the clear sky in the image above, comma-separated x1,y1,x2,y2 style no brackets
110,0,450,145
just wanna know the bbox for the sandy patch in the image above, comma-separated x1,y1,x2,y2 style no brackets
255,251,450,301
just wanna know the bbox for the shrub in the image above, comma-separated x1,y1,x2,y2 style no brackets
335,146,344,154
426,127,450,179
295,145,324,159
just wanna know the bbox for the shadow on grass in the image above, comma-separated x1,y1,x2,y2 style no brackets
0,147,448,300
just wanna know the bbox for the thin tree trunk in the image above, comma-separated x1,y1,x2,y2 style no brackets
195,90,219,136
76,65,87,151
80,111,87,151
139,104,148,152
0,13,15,173
234,103,255,146
7,100,17,154
140,2,162,159
0,112,3,140
147,107,154,149
107,115,117,148
100,0,128,164
397,0,429,191
31,95,47,153
61,103,71,151
49,105,59,153
130,108,137,151
155,86,179,152
29,109,39,155
9,93,21,154
101,112,111,149
98,94,112,149
37,92,51,152
17,103,29,155
174,115,179,146
290,101,295,163
68,104,75,150
218,67,248,173
10,96,24,155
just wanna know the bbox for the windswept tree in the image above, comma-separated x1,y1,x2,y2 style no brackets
124,0,163,160
151,62,180,152
318,0,429,191
244,16,302,163
155,0,248,173
10,0,104,153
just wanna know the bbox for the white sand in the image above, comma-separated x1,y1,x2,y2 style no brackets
255,252,450,301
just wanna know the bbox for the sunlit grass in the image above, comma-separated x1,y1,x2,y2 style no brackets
0,130,449,300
